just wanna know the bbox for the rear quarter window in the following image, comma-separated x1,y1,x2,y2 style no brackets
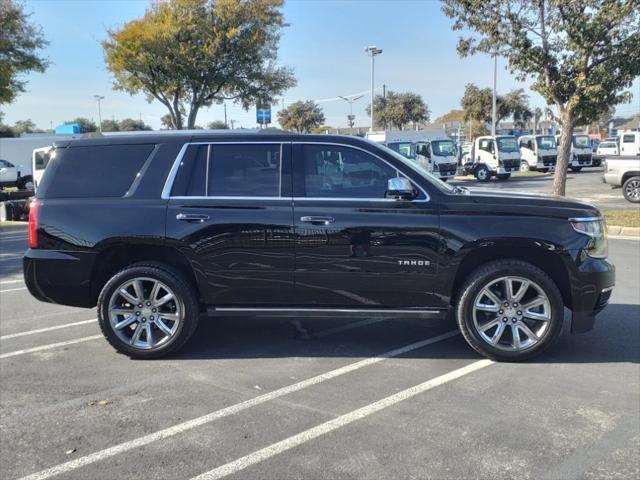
37,144,154,198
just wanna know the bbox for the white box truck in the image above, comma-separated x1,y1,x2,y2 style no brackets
464,135,521,181
556,133,593,171
518,134,557,172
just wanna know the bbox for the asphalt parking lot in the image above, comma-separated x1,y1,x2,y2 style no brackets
451,166,631,210
1,222,639,479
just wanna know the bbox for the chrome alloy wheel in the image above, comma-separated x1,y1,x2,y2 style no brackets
624,179,640,201
472,276,551,352
108,277,183,350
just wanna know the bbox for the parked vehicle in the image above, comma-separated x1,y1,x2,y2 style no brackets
24,132,615,361
557,133,593,171
603,155,640,203
463,135,521,181
596,142,619,157
0,158,32,190
415,138,459,181
618,130,640,157
32,146,54,190
384,141,416,160
517,135,557,172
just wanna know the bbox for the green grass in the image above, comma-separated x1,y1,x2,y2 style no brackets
603,210,640,228
512,170,548,177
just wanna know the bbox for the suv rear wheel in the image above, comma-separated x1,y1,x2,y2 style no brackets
455,260,564,361
97,263,199,359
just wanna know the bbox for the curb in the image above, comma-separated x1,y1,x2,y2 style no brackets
607,225,640,238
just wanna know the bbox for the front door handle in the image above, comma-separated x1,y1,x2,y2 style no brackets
176,213,210,223
300,216,335,225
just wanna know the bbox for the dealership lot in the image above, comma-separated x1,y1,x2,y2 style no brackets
452,167,631,210
1,220,639,480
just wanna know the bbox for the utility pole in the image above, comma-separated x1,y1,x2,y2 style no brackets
338,94,363,130
365,46,383,132
224,103,228,127
229,119,236,130
94,95,105,133
491,54,497,137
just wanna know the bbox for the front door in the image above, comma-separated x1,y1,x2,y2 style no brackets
291,142,441,309
165,141,295,306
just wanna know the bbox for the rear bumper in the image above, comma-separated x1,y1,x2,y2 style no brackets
569,256,615,333
23,249,97,308
603,172,622,187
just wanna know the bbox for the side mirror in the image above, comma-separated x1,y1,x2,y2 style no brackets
386,177,416,200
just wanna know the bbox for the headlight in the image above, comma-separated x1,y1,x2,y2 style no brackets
570,217,608,259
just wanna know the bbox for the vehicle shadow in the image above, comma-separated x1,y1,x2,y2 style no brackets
171,303,639,364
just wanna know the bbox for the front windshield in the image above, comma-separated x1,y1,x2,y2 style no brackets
496,137,519,153
386,142,416,160
377,142,455,193
573,135,591,148
536,136,556,150
431,140,456,157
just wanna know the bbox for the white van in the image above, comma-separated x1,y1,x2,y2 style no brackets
518,135,557,172
619,130,640,156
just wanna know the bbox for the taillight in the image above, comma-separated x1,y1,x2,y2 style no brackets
28,199,40,249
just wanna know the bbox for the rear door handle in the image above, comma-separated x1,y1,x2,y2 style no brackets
300,216,335,225
176,213,210,222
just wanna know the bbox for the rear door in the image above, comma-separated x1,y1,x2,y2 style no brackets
164,141,295,306
291,142,441,309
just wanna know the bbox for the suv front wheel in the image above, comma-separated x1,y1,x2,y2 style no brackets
456,260,564,361
97,263,200,359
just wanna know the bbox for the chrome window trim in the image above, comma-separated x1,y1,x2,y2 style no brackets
292,141,430,202
161,141,286,200
161,140,431,202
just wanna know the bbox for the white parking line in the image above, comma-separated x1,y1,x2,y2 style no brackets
191,359,493,480
0,287,27,293
15,330,459,480
0,278,24,285
0,335,103,359
0,319,97,340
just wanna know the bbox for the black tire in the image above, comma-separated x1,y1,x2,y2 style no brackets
97,262,200,359
441,177,448,182
570,166,582,172
17,175,33,190
475,165,491,182
455,259,564,362
496,173,511,180
540,168,550,173
622,176,640,203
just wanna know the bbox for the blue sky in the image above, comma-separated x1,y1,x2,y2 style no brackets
4,0,640,130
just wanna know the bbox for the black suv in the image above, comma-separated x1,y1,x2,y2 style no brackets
24,131,615,361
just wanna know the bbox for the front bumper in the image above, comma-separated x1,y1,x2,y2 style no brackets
569,255,615,333
23,248,97,308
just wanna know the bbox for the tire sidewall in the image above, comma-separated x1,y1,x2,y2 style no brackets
475,166,490,182
97,264,199,359
457,261,564,361
623,176,640,203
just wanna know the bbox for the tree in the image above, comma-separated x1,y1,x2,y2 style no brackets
118,118,151,131
504,89,532,129
277,100,325,133
461,84,531,131
432,109,465,126
160,114,174,130
0,0,48,104
64,117,97,133
533,107,543,132
13,118,36,134
442,0,640,196
100,119,120,132
366,91,430,130
103,0,295,130
207,120,229,130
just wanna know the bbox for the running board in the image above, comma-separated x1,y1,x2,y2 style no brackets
207,307,446,318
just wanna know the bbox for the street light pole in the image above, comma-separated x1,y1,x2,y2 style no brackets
94,95,105,133
491,54,497,137
365,46,383,132
338,94,363,130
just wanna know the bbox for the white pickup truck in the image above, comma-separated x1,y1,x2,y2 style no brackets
603,156,640,203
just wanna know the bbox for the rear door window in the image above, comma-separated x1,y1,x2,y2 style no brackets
37,144,154,198
170,143,282,197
